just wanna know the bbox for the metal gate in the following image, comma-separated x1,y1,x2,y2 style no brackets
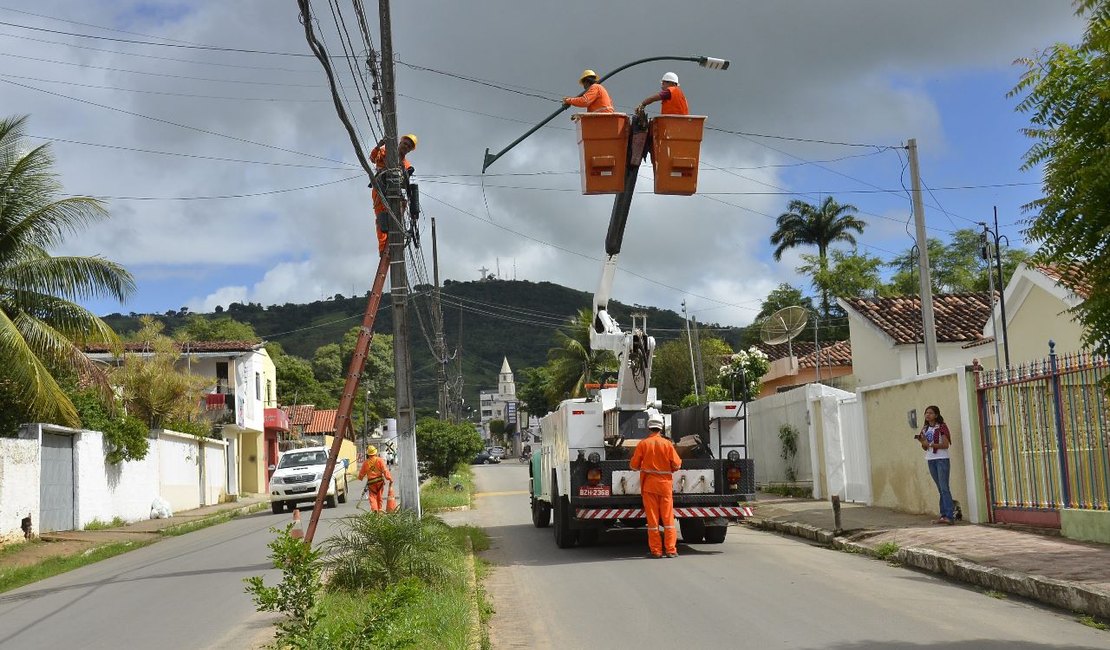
837,396,871,503
977,347,1110,527
39,432,75,532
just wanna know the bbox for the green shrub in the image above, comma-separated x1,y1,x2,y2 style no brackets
323,510,463,592
70,388,150,463
874,541,900,560
415,418,484,478
244,525,322,647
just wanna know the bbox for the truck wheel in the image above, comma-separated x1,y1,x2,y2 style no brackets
532,499,551,528
552,471,577,549
578,528,600,547
271,501,283,515
679,518,706,543
338,477,348,504
704,525,728,544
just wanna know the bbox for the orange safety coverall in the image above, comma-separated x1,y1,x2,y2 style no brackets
565,83,615,113
369,145,413,254
629,431,682,556
358,455,393,511
660,86,689,115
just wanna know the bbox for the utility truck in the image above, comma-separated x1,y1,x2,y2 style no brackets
527,108,754,549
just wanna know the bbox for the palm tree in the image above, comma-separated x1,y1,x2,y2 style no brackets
770,196,866,316
544,307,616,403
0,115,135,427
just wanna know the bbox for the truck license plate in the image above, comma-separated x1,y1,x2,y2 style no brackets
578,485,610,497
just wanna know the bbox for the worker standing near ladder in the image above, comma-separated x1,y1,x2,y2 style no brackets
629,415,682,558
636,71,688,115
370,134,418,255
358,445,393,512
563,69,615,113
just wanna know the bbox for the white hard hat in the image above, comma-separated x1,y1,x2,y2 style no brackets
661,72,679,85
647,415,664,430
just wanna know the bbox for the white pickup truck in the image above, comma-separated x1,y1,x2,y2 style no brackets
268,446,349,514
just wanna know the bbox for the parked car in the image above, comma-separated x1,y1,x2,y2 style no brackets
472,450,501,465
268,446,349,514
486,446,505,459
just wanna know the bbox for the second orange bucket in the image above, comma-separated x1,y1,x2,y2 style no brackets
575,112,630,195
651,115,706,195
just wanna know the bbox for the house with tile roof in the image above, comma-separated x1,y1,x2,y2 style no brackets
752,340,855,397
974,263,1088,368
84,340,277,496
838,293,994,387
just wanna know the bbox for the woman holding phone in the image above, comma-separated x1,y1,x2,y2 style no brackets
916,405,955,524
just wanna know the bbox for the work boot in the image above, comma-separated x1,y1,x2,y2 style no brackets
665,552,678,558
646,553,662,559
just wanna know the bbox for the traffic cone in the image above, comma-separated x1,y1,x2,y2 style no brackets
386,485,398,512
290,508,304,539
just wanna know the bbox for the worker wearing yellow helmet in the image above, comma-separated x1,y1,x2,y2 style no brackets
369,134,418,255
562,69,614,113
358,443,393,511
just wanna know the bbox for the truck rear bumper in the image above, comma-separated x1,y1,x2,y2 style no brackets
575,505,753,520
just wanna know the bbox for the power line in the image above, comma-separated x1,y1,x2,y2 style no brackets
73,173,362,201
0,71,330,103
704,124,900,150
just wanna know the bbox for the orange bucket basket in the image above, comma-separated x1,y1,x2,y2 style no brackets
651,115,706,195
575,112,630,194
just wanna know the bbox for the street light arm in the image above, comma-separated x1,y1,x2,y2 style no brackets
482,54,727,172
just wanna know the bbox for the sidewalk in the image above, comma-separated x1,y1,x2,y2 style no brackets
38,494,272,543
746,494,1110,620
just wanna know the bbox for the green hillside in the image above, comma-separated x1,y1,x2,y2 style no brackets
101,279,749,410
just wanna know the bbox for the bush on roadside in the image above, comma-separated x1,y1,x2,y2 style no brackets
323,510,461,592
243,525,322,647
415,418,484,478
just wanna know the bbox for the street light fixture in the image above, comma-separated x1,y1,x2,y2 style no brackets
482,54,731,172
979,206,1011,368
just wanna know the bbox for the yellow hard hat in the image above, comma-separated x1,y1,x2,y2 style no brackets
579,69,599,84
367,445,378,456
401,134,418,149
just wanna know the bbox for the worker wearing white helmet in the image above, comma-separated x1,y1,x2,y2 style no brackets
629,413,683,558
636,71,689,115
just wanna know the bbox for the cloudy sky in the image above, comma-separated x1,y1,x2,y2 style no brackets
1,1,1085,327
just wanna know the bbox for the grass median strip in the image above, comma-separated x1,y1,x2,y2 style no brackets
0,540,154,594
421,466,476,512
160,502,269,537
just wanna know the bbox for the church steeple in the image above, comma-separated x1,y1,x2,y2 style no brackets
498,357,515,398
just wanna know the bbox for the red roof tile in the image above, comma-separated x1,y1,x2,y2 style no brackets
83,340,264,354
305,409,337,434
753,341,818,362
843,293,994,345
282,404,316,427
798,340,852,368
1035,264,1091,299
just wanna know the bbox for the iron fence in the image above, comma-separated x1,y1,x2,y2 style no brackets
977,343,1110,522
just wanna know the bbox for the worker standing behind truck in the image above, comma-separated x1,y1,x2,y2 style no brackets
358,445,393,512
636,71,688,115
563,69,615,113
629,415,682,558
369,134,417,255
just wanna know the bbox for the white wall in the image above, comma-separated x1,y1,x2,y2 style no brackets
0,427,42,543
74,429,160,527
747,387,816,485
203,437,228,505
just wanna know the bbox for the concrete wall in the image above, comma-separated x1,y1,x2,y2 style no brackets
847,318,897,388
324,435,359,479
202,436,229,505
238,428,265,494
858,367,985,522
74,428,160,527
1007,284,1085,361
748,386,816,486
897,343,981,383
1061,509,1110,544
0,428,42,543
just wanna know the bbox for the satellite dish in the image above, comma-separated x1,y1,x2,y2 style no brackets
760,306,809,346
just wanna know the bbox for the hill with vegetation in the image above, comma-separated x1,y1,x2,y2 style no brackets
100,279,754,411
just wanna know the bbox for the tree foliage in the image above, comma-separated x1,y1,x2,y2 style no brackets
887,229,1030,295
517,366,555,417
1011,0,1110,354
69,387,150,463
651,335,733,410
544,307,616,403
0,115,135,427
174,315,258,342
414,417,484,478
111,317,209,429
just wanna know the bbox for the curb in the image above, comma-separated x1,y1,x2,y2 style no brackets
746,518,1110,619
158,501,268,536
464,537,483,650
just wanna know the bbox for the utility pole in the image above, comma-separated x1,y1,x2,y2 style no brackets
907,138,938,373
691,315,706,397
682,300,698,400
378,0,419,514
432,217,448,418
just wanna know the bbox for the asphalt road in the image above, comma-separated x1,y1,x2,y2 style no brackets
0,484,368,650
450,463,1108,650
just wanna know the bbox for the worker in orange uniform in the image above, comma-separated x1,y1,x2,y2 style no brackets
369,134,417,255
636,71,688,115
358,444,393,512
563,69,614,113
629,414,682,558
